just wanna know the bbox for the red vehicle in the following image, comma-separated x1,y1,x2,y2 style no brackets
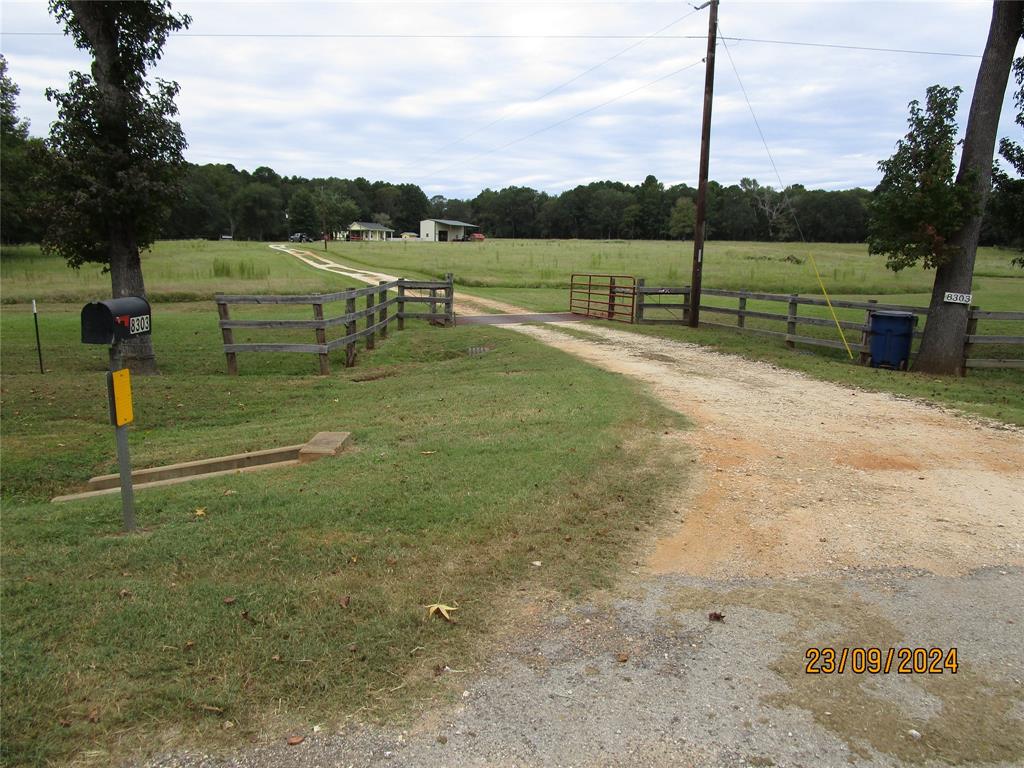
470,232,485,241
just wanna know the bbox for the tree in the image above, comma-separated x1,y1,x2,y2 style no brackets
867,86,974,271
232,183,283,240
1,55,46,243
668,197,696,240
42,1,190,372
916,1,1023,375
287,188,319,235
991,52,1024,259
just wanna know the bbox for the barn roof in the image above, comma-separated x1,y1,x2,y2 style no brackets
425,219,479,228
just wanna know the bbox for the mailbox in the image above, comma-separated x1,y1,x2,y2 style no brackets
81,297,152,345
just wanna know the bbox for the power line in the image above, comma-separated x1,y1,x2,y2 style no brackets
722,36,981,59
719,30,854,358
0,29,984,56
396,5,706,173
421,57,705,180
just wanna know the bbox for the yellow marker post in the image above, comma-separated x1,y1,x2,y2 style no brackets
107,369,136,531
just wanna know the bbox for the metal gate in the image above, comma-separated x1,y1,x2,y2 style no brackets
569,273,636,323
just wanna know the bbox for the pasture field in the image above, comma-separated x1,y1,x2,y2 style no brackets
0,240,363,304
0,300,683,766
323,238,1022,295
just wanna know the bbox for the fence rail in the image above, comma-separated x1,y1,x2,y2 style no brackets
215,274,454,375
634,281,1023,372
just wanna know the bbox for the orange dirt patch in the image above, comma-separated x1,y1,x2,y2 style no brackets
835,451,923,471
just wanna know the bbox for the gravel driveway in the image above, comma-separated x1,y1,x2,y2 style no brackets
152,258,1023,768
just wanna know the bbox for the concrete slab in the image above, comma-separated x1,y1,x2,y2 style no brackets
298,431,352,463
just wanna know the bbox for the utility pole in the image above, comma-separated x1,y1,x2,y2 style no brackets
689,0,718,327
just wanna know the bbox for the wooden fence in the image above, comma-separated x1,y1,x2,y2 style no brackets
215,274,454,375
635,280,1024,371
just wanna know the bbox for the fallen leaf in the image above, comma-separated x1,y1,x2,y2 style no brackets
271,654,281,662
59,718,72,728
616,652,630,663
531,561,542,567
118,588,132,599
222,720,234,730
87,708,100,723
193,507,206,518
222,596,237,605
183,640,195,651
222,489,237,496
313,724,322,734
286,735,305,746
338,595,351,608
426,603,458,622
420,451,436,455
708,611,725,622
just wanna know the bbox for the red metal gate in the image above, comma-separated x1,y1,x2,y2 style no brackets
569,274,636,323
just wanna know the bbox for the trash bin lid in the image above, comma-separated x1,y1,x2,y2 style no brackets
869,309,915,318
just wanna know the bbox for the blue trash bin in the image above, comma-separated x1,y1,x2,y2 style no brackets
869,310,917,370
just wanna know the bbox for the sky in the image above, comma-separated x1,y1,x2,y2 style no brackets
1,0,1021,199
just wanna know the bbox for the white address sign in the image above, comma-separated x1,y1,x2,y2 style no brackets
129,314,151,335
943,292,972,305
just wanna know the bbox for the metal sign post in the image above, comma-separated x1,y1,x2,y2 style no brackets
32,299,44,374
107,369,136,532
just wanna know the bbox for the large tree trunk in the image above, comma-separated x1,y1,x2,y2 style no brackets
915,1,1022,375
70,1,159,373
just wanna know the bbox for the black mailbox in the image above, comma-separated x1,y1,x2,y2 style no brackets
81,297,152,345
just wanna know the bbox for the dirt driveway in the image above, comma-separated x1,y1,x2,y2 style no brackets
149,253,1023,767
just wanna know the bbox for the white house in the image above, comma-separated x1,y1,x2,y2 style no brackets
347,222,394,242
419,219,479,242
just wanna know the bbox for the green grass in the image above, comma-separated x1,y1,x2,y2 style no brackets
0,303,686,767
325,238,1023,295
0,241,363,304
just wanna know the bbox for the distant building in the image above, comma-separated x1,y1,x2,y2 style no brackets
420,219,479,242
347,222,394,242
400,232,419,240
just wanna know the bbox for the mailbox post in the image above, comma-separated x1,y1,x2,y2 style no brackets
82,297,151,532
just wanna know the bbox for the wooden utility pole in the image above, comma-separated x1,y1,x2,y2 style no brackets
689,0,718,327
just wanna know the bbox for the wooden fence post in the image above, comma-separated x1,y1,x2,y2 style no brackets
378,281,388,339
737,295,746,329
786,294,798,348
313,302,330,375
429,287,437,323
635,278,645,323
607,276,616,320
365,290,375,351
684,287,692,324
859,299,877,366
218,301,238,376
961,305,978,376
398,281,406,331
445,272,455,326
345,296,357,367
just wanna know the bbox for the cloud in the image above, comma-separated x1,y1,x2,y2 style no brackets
1,0,1020,198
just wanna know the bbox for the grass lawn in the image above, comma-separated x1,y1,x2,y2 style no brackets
0,300,686,766
0,240,364,304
